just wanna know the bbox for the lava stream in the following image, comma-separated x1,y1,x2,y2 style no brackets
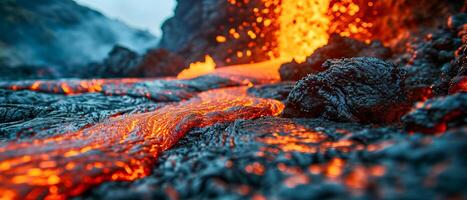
0,87,284,199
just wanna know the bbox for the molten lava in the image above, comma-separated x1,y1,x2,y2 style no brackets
278,0,331,62
0,87,284,199
177,55,216,79
1,0,459,199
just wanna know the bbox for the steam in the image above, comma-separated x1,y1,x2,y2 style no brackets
0,0,158,71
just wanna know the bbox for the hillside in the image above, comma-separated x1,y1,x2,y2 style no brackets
0,0,157,70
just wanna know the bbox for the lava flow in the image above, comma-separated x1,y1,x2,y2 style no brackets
0,86,284,199
1,0,461,199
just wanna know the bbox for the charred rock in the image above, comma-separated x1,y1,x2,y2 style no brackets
85,46,187,78
282,57,410,124
402,93,467,134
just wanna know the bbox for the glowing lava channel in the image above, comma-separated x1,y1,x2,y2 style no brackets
0,87,284,199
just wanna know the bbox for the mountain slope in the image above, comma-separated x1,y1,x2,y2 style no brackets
0,0,157,69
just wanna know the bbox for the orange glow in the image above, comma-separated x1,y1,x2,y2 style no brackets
0,1,440,198
278,0,331,62
2,78,154,95
216,35,227,43
245,162,265,175
212,0,385,65
0,87,284,199
177,55,216,79
326,158,345,179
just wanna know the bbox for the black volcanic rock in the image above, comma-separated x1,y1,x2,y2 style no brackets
279,35,392,81
402,93,467,134
398,14,466,97
133,49,187,78
0,0,157,71
91,46,141,77
85,46,187,78
84,117,467,200
282,57,410,124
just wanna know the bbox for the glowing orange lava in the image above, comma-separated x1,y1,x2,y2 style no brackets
0,1,428,199
211,0,375,65
2,78,156,95
177,55,217,79
278,0,331,62
0,87,284,199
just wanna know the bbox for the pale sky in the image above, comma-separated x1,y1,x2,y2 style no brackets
74,0,176,36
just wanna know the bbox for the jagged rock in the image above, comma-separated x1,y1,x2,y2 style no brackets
282,57,410,124
132,49,187,77
402,93,467,134
84,117,467,200
91,45,141,77
86,47,187,78
400,14,466,97
247,82,295,102
0,89,161,140
448,22,467,94
279,34,392,81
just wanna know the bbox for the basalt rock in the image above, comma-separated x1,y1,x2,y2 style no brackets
133,48,187,78
89,45,141,77
399,14,466,97
84,117,467,200
85,46,187,78
282,57,410,124
402,93,467,134
247,82,295,102
279,34,392,81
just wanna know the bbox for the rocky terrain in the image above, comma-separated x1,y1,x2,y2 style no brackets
0,1,466,200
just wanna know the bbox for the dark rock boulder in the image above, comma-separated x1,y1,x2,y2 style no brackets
91,45,141,77
85,46,187,78
282,57,410,124
279,34,392,81
402,93,467,134
247,82,295,102
133,49,187,78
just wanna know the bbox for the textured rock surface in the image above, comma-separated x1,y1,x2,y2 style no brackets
279,35,392,81
403,93,467,134
247,82,295,102
86,46,187,78
282,57,410,124
81,117,467,200
396,13,466,98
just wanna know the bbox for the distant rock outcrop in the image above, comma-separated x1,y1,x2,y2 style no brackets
84,46,187,78
0,0,157,69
